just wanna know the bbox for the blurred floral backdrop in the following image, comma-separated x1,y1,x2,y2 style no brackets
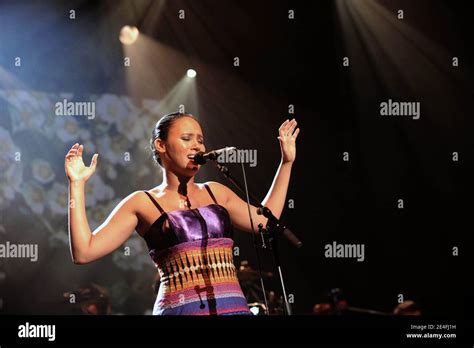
0,89,168,314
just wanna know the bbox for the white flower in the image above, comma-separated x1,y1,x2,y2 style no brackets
0,90,49,132
0,127,23,205
47,183,68,215
21,181,46,215
95,94,130,126
97,135,132,165
84,174,114,207
31,159,55,184
54,115,90,143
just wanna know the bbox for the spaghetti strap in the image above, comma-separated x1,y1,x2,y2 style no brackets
204,184,218,205
143,191,165,214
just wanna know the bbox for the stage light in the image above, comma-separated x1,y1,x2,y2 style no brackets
119,26,139,45
186,69,197,78
249,306,260,315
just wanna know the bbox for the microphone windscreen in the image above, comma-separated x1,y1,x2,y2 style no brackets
193,152,206,165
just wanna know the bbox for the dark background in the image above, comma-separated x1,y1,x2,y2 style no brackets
0,0,472,316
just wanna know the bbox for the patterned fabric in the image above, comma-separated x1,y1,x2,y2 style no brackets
140,185,250,315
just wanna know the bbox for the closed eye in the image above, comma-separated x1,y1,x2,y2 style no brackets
181,134,204,144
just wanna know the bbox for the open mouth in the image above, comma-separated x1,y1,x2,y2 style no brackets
187,154,196,159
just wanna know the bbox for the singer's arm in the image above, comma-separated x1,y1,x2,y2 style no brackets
206,161,293,233
208,118,299,233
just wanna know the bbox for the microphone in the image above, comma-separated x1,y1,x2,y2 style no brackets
256,206,302,248
192,147,236,165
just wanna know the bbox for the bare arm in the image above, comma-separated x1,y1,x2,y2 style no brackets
66,143,138,264
212,118,300,233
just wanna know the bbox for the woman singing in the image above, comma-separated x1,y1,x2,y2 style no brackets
65,112,300,315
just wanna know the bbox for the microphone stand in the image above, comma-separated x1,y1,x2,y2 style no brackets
212,160,299,316
255,208,293,315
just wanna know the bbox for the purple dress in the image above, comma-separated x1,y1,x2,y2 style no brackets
140,184,250,315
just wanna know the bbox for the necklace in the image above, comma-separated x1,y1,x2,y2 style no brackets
179,184,197,209
178,195,192,209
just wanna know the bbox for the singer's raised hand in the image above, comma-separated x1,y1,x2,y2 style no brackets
278,118,300,164
64,143,99,183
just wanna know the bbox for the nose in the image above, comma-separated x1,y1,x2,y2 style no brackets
191,140,202,152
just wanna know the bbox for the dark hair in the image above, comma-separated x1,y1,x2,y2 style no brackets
149,111,197,166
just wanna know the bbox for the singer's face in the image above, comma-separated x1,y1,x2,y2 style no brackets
161,116,205,176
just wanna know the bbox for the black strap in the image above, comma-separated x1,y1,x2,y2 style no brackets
143,191,165,214
204,184,218,205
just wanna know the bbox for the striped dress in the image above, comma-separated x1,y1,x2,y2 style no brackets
140,184,250,315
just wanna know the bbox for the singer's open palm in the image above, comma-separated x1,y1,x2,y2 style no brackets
278,118,300,164
65,143,98,183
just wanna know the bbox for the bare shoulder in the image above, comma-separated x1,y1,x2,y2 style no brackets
118,190,148,213
204,181,231,204
204,181,229,194
119,188,167,215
